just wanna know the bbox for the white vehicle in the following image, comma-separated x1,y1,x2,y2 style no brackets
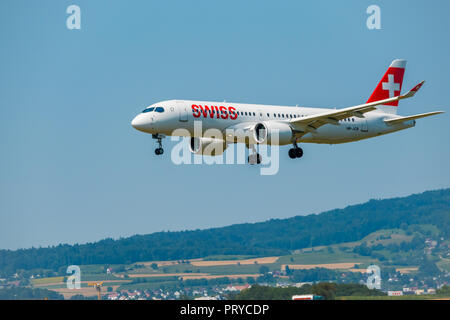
131,59,443,164
292,294,322,300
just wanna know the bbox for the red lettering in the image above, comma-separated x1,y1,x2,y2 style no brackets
192,105,201,118
229,106,237,120
193,104,239,120
199,105,215,118
220,106,228,119
215,106,220,118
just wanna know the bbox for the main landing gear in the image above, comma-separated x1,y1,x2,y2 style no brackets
288,143,303,159
248,153,262,165
248,145,262,165
153,134,165,155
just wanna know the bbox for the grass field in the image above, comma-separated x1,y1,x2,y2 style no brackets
437,258,450,273
190,256,279,267
278,248,375,266
180,274,260,280
281,262,362,271
32,276,64,286
202,255,257,261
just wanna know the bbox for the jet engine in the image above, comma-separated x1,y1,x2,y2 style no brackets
251,122,294,145
189,137,228,156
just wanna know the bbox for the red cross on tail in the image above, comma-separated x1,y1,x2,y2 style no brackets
366,59,406,113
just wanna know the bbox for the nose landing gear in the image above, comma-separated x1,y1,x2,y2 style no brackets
288,142,303,159
152,134,165,155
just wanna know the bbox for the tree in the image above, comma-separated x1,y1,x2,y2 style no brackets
437,285,450,295
0,287,64,300
285,265,291,275
312,283,337,300
418,259,441,277
259,266,269,275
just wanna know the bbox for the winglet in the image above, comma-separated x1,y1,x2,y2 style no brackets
401,80,425,99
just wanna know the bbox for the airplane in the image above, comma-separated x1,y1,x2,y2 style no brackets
131,59,444,164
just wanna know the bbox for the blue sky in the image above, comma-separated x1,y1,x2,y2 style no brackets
1,0,449,250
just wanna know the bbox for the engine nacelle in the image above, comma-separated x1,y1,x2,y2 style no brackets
189,137,228,156
251,122,293,145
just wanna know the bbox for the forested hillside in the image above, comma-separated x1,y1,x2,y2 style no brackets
1,189,448,276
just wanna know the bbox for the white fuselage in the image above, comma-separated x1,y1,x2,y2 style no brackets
131,99,415,145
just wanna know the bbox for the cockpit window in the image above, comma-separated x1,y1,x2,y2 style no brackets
142,107,155,113
155,107,164,113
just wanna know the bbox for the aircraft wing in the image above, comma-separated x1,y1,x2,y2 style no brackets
289,81,425,133
384,111,444,125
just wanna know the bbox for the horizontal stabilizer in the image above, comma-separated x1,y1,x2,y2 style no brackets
384,111,444,125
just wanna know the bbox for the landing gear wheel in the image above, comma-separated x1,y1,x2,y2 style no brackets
248,153,262,165
288,148,297,159
152,134,165,156
289,147,304,159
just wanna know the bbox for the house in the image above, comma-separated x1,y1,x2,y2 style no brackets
233,284,250,291
388,291,403,296
415,289,425,295
195,296,218,300
427,289,436,294
107,293,119,300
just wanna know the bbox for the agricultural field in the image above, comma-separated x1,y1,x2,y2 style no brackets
30,248,381,296
29,228,445,298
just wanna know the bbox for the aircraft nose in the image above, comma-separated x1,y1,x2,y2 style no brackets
131,114,149,132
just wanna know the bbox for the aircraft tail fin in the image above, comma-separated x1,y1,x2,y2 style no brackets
366,59,407,114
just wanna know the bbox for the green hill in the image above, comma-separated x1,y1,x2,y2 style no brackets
0,188,449,276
